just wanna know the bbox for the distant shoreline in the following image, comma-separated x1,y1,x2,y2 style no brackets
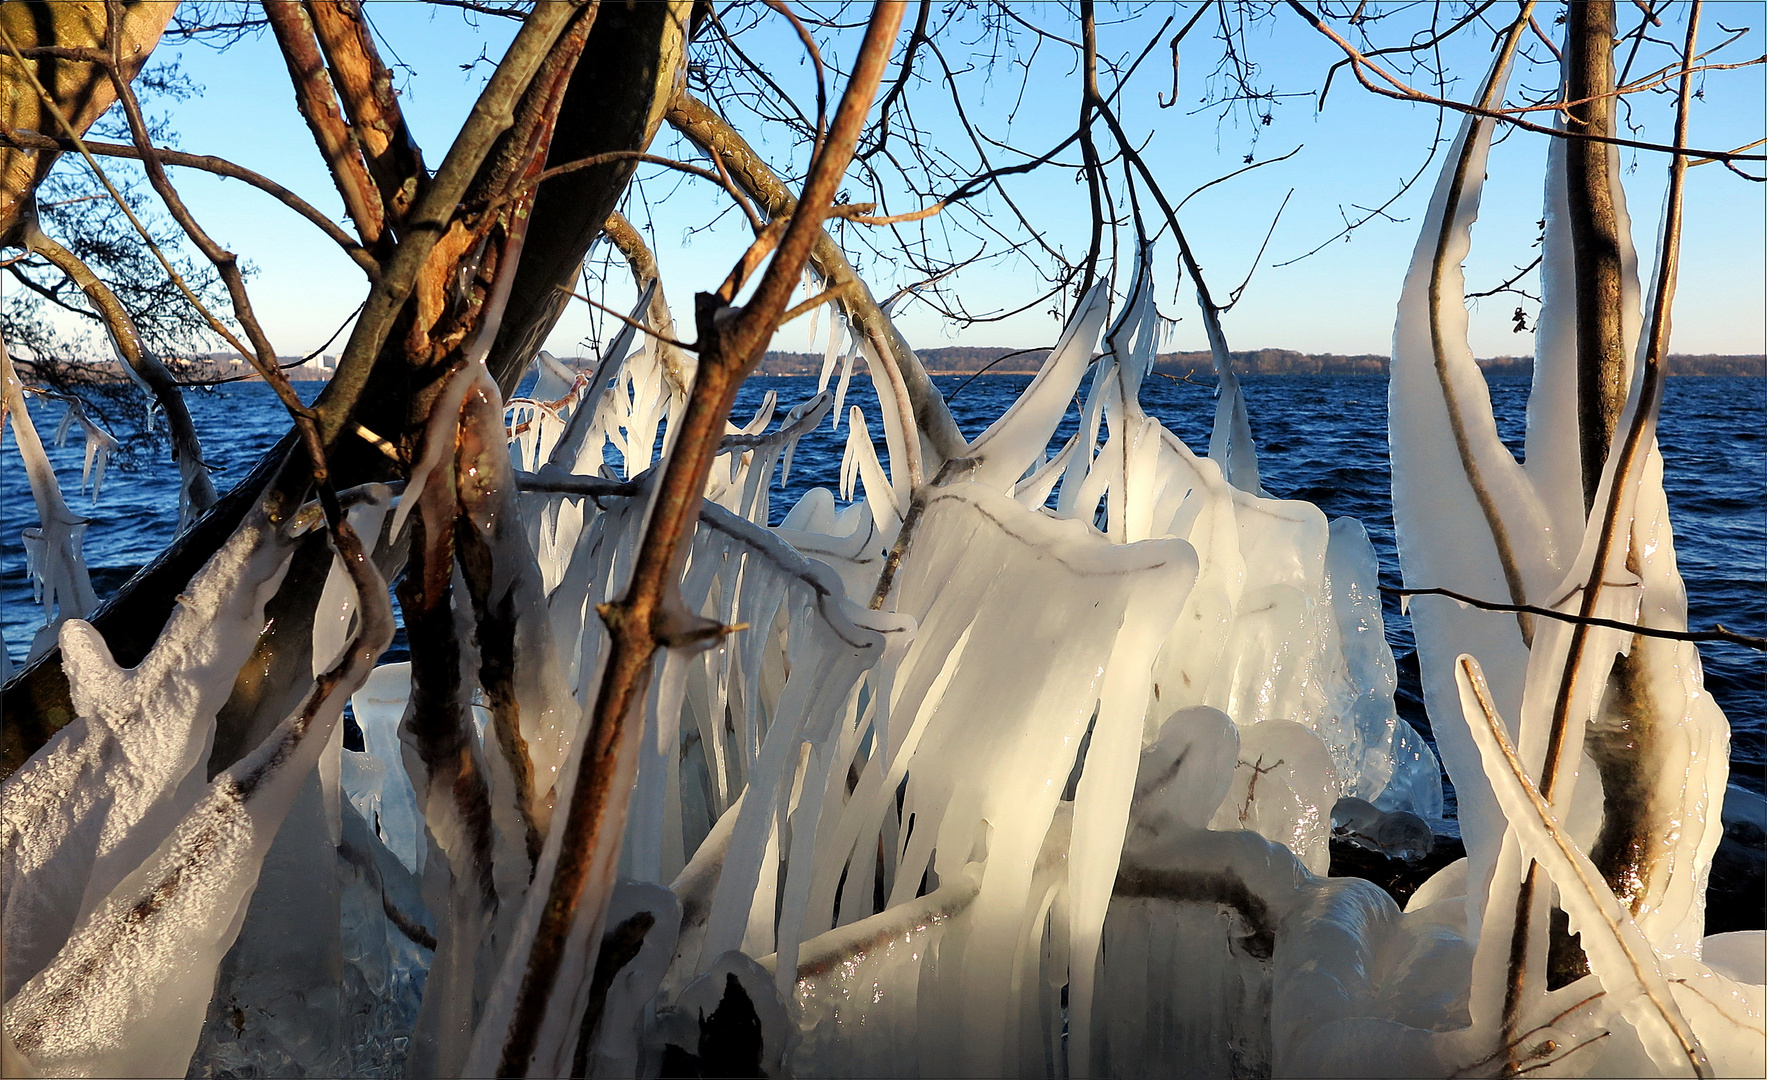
754,347,1766,378
45,348,1758,386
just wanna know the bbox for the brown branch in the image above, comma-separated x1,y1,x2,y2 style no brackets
1076,0,1106,302
313,0,589,455
717,213,792,301
844,128,1084,224
396,420,503,964
1529,12,1564,63
1160,1,1218,108
492,6,906,1073
1510,4,1705,1056
1567,0,1628,513
1540,0,1705,832
262,0,386,252
454,379,545,870
14,44,109,64
304,0,427,227
703,3,818,144
1176,144,1303,212
0,126,378,275
1093,94,1221,317
1225,187,1292,308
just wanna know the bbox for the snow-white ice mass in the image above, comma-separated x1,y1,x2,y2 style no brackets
2,37,1761,1080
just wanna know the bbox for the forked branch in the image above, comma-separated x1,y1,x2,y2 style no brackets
304,0,427,226
262,0,387,253
490,5,906,1072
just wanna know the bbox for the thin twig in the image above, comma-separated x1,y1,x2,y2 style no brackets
1387,587,1763,651
762,0,829,158
556,285,697,352
1466,255,1543,300
781,280,854,326
945,347,1049,400
100,0,342,525
1286,0,1763,163
492,150,756,219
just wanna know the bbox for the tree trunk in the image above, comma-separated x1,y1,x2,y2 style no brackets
1566,0,1627,511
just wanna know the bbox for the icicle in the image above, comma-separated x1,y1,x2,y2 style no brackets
831,342,858,429
814,311,843,396
576,882,680,1078
1388,51,1564,924
311,491,393,678
1066,536,1201,1076
841,406,903,531
349,664,425,875
967,279,1112,491
547,281,657,476
48,397,119,503
805,271,823,348
2,340,98,657
1199,280,1260,495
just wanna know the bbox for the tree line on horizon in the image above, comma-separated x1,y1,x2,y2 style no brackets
753,345,1767,378
29,346,1761,391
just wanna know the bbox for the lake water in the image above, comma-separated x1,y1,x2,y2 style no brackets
4,372,1761,800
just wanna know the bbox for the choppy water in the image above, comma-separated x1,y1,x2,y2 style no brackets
5,373,1761,799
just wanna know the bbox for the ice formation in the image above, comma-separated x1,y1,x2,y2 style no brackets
1,336,98,663
2,498,391,1077
3,44,1760,1080
1384,44,1758,1080
47,395,119,503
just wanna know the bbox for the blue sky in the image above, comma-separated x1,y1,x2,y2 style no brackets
56,2,1766,360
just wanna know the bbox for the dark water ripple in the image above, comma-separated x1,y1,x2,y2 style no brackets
5,374,1761,797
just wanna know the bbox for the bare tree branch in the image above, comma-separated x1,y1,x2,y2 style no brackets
262,0,387,252
0,126,379,275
